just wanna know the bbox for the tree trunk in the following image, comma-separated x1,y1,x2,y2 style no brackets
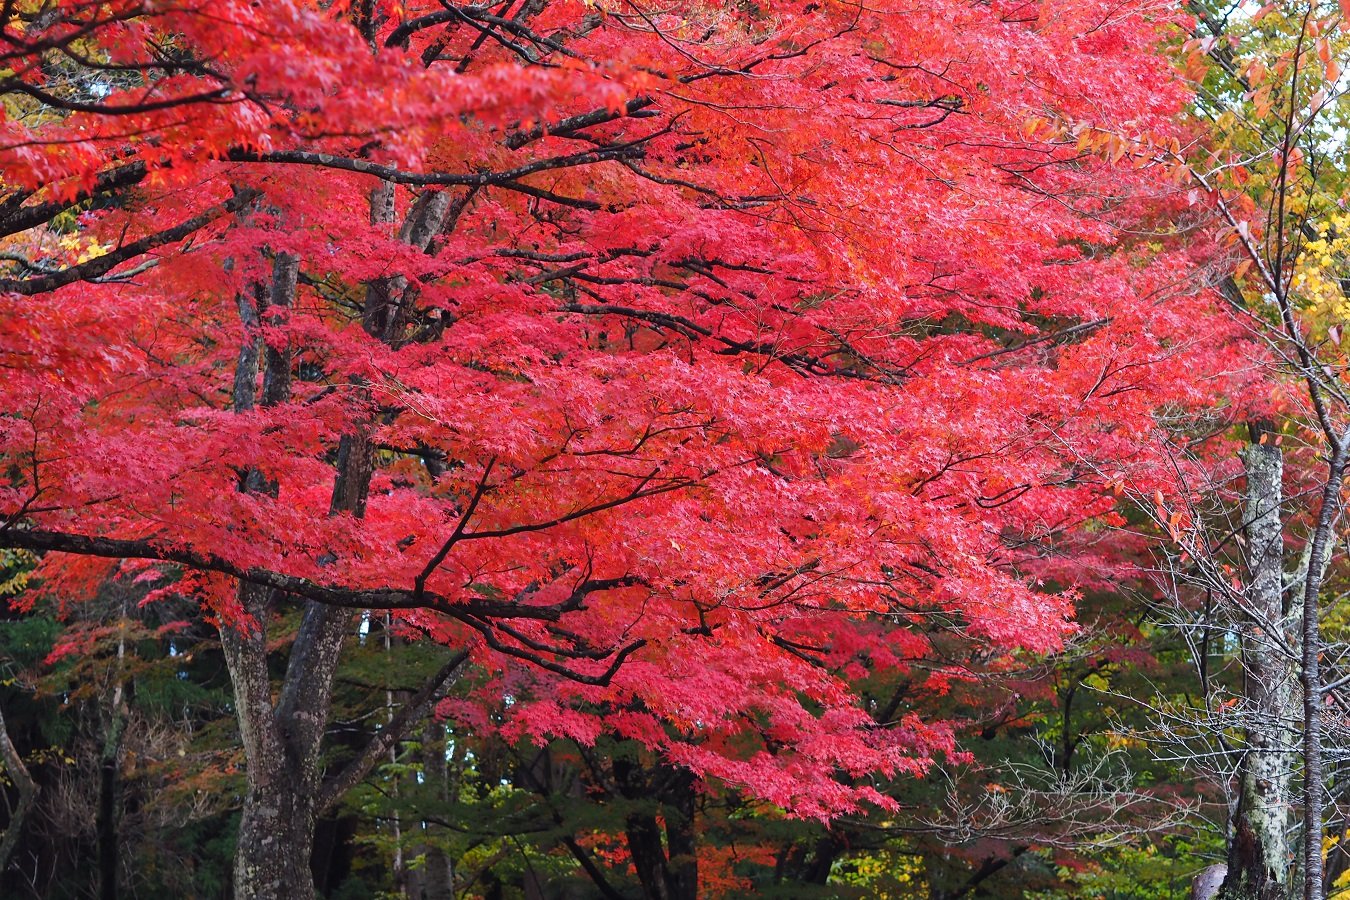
1221,436,1294,900
97,748,119,900
0,702,36,873
224,244,353,900
221,580,333,900
803,834,840,885
614,758,698,900
233,783,320,900
222,562,358,900
410,721,454,900
1195,864,1228,900
664,769,698,900
222,188,459,900
1298,449,1344,900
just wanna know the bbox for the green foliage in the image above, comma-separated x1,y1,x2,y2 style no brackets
1028,834,1222,900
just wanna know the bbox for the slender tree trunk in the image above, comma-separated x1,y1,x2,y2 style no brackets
1221,435,1294,900
411,721,454,900
1298,451,1345,900
97,739,120,900
928,851,1021,900
0,703,36,873
384,618,408,897
95,591,134,900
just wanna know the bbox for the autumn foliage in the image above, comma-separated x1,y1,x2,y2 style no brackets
0,0,1255,893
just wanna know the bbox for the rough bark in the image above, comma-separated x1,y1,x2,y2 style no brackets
224,247,353,899
223,188,465,900
1220,437,1294,900
222,581,317,900
223,243,326,899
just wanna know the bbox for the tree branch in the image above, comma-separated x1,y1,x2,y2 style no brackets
0,190,257,295
316,649,469,813
0,528,564,621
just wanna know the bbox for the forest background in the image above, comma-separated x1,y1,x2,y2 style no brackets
3,0,1350,898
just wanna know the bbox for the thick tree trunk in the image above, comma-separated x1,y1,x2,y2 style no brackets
222,188,460,900
222,581,330,900
225,245,352,900
1195,864,1228,900
802,834,840,885
1221,437,1294,900
233,785,319,900
223,539,358,900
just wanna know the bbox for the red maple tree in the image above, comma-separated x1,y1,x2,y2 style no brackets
0,1,1253,896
